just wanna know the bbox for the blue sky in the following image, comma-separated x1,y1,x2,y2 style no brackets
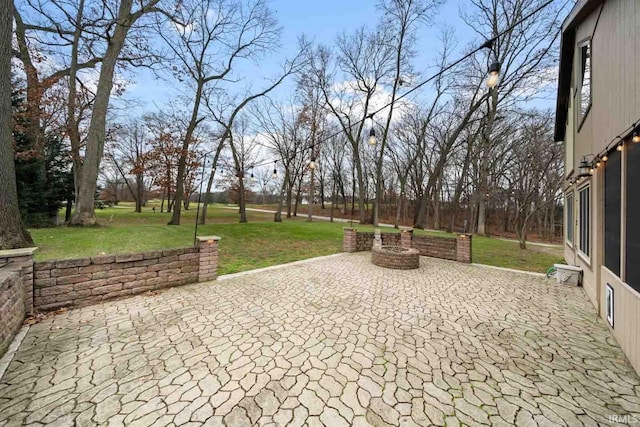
123,0,480,113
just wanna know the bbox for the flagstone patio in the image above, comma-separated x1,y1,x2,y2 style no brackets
0,253,638,426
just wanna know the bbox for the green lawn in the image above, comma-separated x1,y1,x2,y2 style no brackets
30,203,563,275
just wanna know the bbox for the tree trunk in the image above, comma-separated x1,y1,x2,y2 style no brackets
71,0,136,226
169,79,204,226
307,166,315,222
477,92,499,236
65,199,73,223
320,173,325,210
199,139,225,224
353,149,366,224
135,173,143,213
330,180,336,223
0,0,33,249
238,177,247,223
395,187,404,229
286,175,293,218
274,169,289,222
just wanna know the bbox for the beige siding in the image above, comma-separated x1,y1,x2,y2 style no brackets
564,0,640,373
601,267,640,374
574,0,640,159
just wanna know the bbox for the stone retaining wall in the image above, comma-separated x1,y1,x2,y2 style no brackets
0,248,35,313
33,248,195,311
344,228,472,263
32,237,220,311
0,269,25,358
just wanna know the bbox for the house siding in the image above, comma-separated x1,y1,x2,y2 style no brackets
563,0,640,374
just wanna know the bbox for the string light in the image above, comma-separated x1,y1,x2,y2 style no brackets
617,141,623,151
633,123,640,143
367,115,377,146
486,61,501,88
246,0,560,172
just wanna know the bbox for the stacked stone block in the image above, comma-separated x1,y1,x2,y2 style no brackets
33,247,201,311
0,270,24,358
343,229,472,264
456,234,472,263
198,236,220,282
352,232,401,251
343,228,357,252
400,229,413,249
371,247,420,269
0,248,36,313
412,235,458,261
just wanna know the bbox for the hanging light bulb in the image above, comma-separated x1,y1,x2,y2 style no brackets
633,124,640,143
309,157,316,170
368,128,377,146
617,141,623,151
602,154,608,162
596,158,601,168
486,61,501,88
366,114,377,146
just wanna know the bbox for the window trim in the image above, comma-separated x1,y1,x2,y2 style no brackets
577,183,591,264
576,37,592,132
566,192,575,248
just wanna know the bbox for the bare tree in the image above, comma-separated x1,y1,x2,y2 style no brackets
251,97,307,222
507,111,562,248
463,0,565,235
0,0,32,248
370,0,443,226
306,28,395,224
155,0,281,225
67,0,165,225
106,119,152,212
200,42,307,224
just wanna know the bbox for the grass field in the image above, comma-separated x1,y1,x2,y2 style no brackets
29,203,564,275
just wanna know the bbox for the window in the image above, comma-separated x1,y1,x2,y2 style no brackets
578,185,590,257
604,150,621,276
579,41,592,122
605,284,614,328
566,193,574,244
627,141,640,292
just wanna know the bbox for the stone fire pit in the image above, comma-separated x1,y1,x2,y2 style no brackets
371,245,420,270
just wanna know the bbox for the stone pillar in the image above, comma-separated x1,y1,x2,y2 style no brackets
343,228,357,253
197,236,221,282
400,229,413,249
456,234,472,264
373,229,382,249
0,247,37,313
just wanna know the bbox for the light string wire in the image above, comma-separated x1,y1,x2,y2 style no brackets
226,0,559,173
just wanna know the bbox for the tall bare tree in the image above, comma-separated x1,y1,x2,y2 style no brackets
463,0,565,235
69,0,165,225
156,0,281,225
1,0,32,248
306,29,394,224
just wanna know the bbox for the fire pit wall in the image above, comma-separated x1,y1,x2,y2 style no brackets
343,228,472,264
